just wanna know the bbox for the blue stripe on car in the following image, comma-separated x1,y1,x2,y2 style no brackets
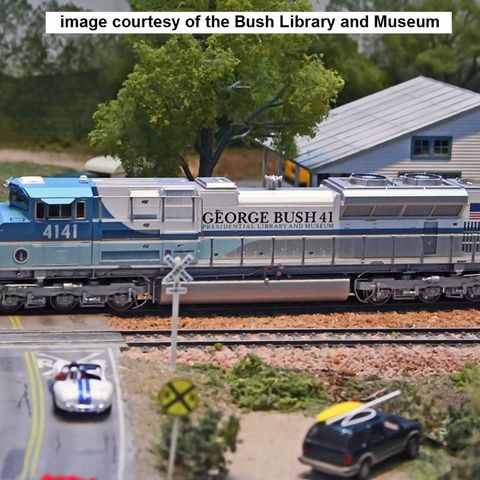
78,378,91,405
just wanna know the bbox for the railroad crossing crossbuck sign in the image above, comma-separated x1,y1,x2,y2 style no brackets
160,378,198,416
162,254,194,294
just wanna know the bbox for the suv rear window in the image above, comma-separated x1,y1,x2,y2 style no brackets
308,423,350,448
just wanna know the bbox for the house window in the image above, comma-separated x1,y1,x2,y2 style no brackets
411,136,452,159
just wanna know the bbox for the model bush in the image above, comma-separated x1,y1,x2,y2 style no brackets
441,432,480,479
157,409,240,480
445,362,480,451
450,362,480,390
445,404,480,451
225,353,330,411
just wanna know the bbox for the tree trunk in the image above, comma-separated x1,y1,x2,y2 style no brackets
198,128,216,177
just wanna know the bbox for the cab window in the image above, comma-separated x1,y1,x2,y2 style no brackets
10,191,28,211
48,204,72,219
76,201,86,219
36,202,45,220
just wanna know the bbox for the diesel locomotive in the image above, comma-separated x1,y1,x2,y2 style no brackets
2,172,480,312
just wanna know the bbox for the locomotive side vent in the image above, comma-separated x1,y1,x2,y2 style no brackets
348,173,389,186
402,172,443,186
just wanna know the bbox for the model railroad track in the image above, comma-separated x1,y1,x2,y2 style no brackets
121,327,480,348
4,327,480,347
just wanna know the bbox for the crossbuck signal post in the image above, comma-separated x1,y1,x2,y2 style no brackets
162,254,194,480
162,254,194,371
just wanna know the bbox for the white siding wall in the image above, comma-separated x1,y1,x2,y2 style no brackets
315,108,480,180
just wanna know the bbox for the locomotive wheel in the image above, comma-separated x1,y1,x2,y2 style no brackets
465,285,480,302
0,295,23,313
107,293,134,312
368,287,392,305
49,294,79,312
417,286,442,303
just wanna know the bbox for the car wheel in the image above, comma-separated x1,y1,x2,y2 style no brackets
405,435,419,459
357,459,371,480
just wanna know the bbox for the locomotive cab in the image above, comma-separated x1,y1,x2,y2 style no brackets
3,176,94,268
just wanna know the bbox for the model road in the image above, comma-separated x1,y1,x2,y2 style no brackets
0,315,129,480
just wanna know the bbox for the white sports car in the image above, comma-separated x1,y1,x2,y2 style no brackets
52,361,114,414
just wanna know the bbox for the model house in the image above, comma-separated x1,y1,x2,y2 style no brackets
286,76,480,186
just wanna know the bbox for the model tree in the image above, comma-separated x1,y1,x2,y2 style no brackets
89,0,344,178
330,0,480,92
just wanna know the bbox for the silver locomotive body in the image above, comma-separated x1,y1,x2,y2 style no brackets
0,173,478,311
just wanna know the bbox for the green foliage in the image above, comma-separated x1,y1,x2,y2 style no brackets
192,364,226,389
451,362,480,415
156,409,240,479
442,432,480,479
380,382,447,444
91,0,344,177
408,447,455,480
330,0,480,93
225,354,330,411
445,403,480,451
0,162,75,200
0,1,134,149
309,34,386,105
451,362,480,390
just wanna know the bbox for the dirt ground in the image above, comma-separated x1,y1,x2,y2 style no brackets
227,412,410,480
0,146,279,181
119,353,419,480
0,148,88,170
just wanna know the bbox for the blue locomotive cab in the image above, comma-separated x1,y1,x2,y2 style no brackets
3,176,94,269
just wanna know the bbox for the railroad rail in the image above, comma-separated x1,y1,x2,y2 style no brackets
121,327,480,347
3,327,480,347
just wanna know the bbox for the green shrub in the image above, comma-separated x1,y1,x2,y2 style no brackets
157,409,240,480
441,432,480,479
225,354,330,412
193,364,226,389
451,362,480,390
446,404,480,451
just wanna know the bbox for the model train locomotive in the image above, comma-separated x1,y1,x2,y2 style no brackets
2,172,480,312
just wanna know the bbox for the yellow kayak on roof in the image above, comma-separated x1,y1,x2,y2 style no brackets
316,402,363,423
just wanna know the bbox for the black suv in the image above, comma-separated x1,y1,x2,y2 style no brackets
299,410,421,479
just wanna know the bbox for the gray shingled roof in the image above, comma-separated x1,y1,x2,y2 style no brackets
295,76,480,171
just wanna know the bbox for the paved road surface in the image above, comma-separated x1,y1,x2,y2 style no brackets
0,313,132,480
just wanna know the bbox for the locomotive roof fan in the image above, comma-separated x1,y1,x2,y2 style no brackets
402,172,443,186
348,173,390,186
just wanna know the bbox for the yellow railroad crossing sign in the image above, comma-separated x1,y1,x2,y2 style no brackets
160,378,198,416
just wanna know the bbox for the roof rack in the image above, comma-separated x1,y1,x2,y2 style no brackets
326,390,402,427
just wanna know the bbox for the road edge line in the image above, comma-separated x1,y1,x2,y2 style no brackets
109,347,126,480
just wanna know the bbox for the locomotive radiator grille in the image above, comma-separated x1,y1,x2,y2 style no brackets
462,221,480,253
